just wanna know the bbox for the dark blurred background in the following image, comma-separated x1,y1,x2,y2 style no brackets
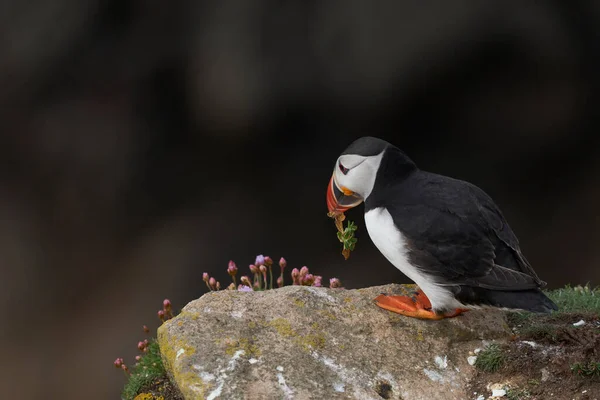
1,1,599,399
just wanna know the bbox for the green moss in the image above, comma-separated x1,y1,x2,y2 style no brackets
475,343,505,373
122,341,167,400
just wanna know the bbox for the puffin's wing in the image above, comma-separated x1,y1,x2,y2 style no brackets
471,186,546,286
389,203,540,291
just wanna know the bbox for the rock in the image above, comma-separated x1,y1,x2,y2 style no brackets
158,284,510,400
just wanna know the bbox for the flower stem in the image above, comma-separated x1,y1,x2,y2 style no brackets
269,266,273,290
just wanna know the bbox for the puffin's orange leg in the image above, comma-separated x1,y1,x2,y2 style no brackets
374,289,469,320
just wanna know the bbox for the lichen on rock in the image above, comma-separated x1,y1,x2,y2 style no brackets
158,284,510,400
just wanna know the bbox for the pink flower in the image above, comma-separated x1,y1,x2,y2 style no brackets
114,358,124,368
329,278,342,288
255,255,265,266
302,274,315,286
313,275,323,287
237,285,253,292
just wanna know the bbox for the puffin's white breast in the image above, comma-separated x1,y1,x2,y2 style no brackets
364,207,462,311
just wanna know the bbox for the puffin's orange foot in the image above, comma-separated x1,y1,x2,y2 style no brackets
374,291,469,320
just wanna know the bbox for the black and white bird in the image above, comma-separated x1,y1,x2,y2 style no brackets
326,136,557,320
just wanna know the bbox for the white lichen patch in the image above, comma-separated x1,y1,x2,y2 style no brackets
435,355,448,369
310,351,378,400
277,372,294,399
276,366,284,372
467,356,477,366
207,349,245,400
307,287,337,303
176,348,185,359
199,371,216,382
248,358,259,364
231,310,244,319
423,368,445,383
521,340,537,348
423,363,460,388
333,382,345,392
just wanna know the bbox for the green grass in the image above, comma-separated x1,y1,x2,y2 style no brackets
475,343,505,373
122,340,166,400
508,284,600,325
547,284,600,313
571,361,600,377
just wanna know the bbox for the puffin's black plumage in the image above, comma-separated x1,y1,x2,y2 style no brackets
354,137,557,313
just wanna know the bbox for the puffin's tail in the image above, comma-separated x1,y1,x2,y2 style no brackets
456,286,559,313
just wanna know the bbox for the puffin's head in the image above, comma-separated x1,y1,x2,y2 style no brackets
326,136,390,214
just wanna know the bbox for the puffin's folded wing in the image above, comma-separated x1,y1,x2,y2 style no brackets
392,203,540,291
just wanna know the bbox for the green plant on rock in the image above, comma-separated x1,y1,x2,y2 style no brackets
114,254,343,399
475,343,505,373
121,341,166,400
571,361,600,377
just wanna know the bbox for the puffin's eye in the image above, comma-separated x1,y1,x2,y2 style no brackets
339,162,349,175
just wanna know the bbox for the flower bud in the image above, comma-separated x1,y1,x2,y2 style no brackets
249,264,258,274
313,275,323,287
279,257,287,269
202,272,209,282
291,268,300,285
135,355,141,362
158,310,165,322
227,282,236,290
114,358,124,368
264,256,273,267
143,325,150,333
240,276,251,286
299,266,309,278
277,276,283,288
216,281,221,290
163,299,172,312
329,278,342,288
209,277,216,290
138,341,146,351
227,260,238,276
259,264,267,274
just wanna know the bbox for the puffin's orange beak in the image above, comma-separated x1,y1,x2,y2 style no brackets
326,174,363,214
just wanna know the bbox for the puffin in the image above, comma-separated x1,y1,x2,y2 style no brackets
326,136,558,320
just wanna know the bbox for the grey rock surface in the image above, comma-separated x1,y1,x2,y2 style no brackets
158,284,510,400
